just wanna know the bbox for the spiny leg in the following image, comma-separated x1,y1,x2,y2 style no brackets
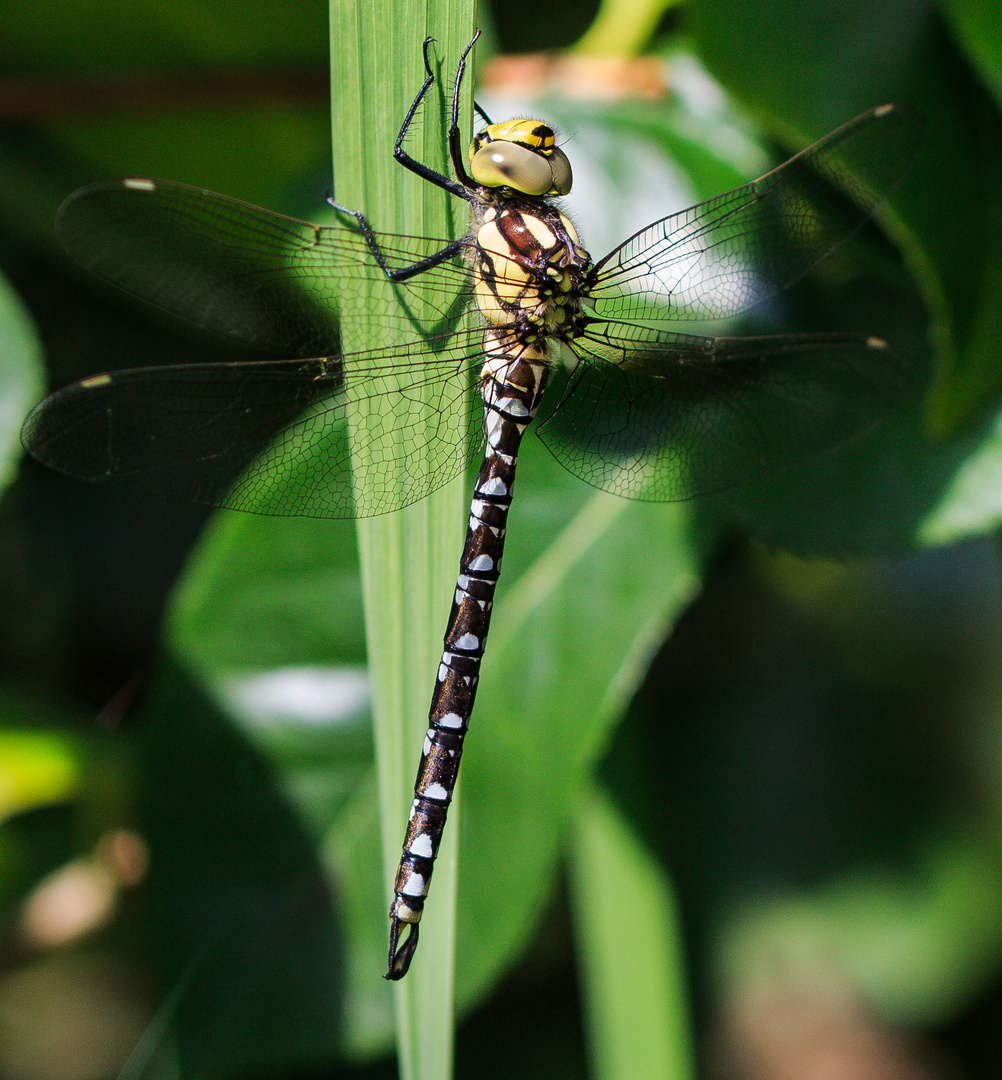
328,33,479,283
391,34,477,199
325,201,467,283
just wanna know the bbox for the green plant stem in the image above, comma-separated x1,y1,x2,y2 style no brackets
329,2,476,1078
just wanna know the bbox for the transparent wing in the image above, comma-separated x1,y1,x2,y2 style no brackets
587,104,923,324
22,330,485,519
54,177,475,358
27,178,487,517
34,105,918,519
536,325,907,502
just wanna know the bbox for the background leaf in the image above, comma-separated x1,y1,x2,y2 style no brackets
0,271,43,491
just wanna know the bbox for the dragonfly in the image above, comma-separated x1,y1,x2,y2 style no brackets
22,32,920,979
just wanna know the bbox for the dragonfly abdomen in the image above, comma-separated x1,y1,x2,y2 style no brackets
387,337,551,979
387,174,589,978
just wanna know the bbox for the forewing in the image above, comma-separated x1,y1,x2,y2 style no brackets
55,178,473,358
537,327,907,502
588,104,922,324
21,330,485,519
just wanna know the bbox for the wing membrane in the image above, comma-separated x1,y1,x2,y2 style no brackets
588,104,922,324
56,178,475,358
33,105,918,517
22,330,485,518
537,328,907,501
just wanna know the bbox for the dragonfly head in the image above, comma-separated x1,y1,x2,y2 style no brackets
469,119,573,197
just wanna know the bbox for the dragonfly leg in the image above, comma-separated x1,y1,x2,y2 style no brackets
327,32,481,284
445,31,481,191
390,35,474,201
326,197,466,282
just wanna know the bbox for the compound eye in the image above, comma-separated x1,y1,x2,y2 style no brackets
470,141,553,195
548,148,573,195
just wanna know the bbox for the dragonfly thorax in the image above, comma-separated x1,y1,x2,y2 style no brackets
472,201,592,339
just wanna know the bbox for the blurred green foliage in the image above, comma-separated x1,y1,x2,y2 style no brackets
1,0,1002,1078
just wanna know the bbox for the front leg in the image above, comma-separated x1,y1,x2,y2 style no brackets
327,34,479,284
392,36,474,201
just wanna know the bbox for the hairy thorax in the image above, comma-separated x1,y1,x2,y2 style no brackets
470,195,592,340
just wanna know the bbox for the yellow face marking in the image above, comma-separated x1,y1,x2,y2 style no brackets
477,119,555,153
80,374,113,388
469,119,572,195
